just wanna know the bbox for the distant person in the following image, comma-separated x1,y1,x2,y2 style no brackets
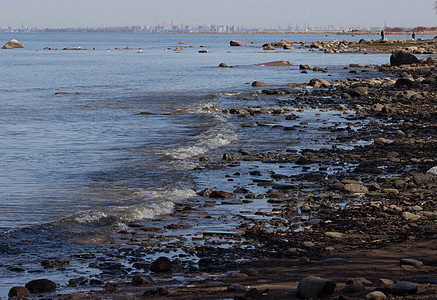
381,30,385,40
412,32,416,40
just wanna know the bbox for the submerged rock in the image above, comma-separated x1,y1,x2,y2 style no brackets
257,60,293,66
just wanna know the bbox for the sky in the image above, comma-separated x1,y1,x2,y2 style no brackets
1,0,436,29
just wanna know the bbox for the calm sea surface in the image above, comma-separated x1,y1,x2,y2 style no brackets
0,32,431,295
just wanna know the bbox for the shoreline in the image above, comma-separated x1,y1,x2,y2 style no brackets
5,38,437,299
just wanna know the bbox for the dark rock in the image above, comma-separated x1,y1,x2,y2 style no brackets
2,39,24,49
41,259,70,268
252,81,268,87
262,43,276,50
8,286,31,298
227,283,247,292
391,281,418,295
296,275,336,299
400,258,423,267
219,63,228,67
209,190,236,199
390,50,420,66
230,40,246,46
132,275,153,286
149,257,172,273
411,172,437,185
245,288,263,299
394,78,415,89
344,86,368,97
343,279,365,293
300,64,311,70
353,162,383,174
143,287,169,296
25,279,57,293
198,188,212,197
68,277,88,287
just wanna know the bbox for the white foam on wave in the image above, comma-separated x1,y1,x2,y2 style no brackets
74,188,197,224
165,113,238,160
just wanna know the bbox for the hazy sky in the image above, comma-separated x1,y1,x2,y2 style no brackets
2,0,436,29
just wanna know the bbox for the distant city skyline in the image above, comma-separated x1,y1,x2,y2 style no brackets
1,0,436,29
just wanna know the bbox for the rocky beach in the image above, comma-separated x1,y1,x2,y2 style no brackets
4,36,437,299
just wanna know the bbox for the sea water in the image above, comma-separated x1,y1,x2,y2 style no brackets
0,32,430,296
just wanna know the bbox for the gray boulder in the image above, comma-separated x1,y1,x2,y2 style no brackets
390,50,419,66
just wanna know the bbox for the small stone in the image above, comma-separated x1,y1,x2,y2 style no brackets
142,287,169,297
66,292,88,300
374,137,390,145
400,258,423,267
365,291,387,300
303,241,315,247
343,279,365,293
296,275,336,299
377,278,395,287
252,81,268,87
8,286,31,298
218,63,228,67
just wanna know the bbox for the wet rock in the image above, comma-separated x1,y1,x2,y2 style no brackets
344,183,368,194
8,286,31,298
227,283,247,292
198,188,212,197
143,287,169,296
391,281,418,295
210,190,236,199
252,81,268,87
198,49,211,53
25,279,57,293
394,78,415,89
257,60,293,66
65,292,87,300
296,275,336,299
219,63,228,67
68,277,88,287
230,40,246,46
374,137,391,145
300,64,311,70
2,39,24,49
244,288,263,299
365,291,387,300
377,279,395,288
400,258,423,267
131,275,153,286
149,257,172,273
344,86,368,97
308,77,331,88
390,50,420,66
262,43,276,50
41,259,70,268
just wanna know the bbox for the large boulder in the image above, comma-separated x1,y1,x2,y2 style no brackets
390,50,419,66
2,39,24,49
230,40,246,46
149,257,172,273
296,275,336,299
25,279,57,293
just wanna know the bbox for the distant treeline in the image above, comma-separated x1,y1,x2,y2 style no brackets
385,26,437,32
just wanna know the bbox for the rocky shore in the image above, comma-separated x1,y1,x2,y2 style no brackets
7,41,437,299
